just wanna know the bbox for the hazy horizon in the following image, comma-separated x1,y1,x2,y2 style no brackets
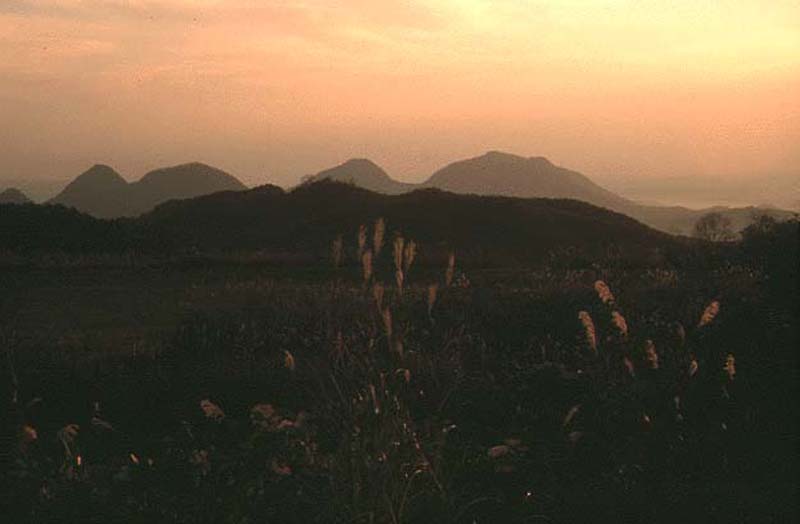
1,1,798,206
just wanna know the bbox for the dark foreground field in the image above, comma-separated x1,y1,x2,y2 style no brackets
0,224,797,523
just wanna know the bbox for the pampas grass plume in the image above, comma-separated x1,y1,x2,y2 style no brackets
578,311,597,354
373,218,385,257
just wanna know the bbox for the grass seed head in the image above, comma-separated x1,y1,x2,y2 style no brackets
395,268,405,294
200,399,225,420
357,225,367,257
393,236,405,271
674,321,686,346
427,283,439,315
689,358,699,377
578,311,597,354
284,350,296,371
372,282,384,310
382,308,393,339
594,280,616,304
611,311,628,338
445,252,456,287
373,218,385,257
698,300,721,327
644,340,659,369
361,250,373,284
403,240,417,273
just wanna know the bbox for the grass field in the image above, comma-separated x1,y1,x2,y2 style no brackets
1,252,796,523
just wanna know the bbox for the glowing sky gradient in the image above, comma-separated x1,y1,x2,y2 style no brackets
1,1,798,191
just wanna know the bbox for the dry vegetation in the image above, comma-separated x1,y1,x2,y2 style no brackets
1,217,797,524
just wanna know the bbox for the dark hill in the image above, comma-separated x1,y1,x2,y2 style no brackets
141,179,680,265
1,181,694,266
0,188,32,204
48,162,248,218
301,158,417,195
0,203,133,253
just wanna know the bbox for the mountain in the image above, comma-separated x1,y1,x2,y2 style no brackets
49,162,247,218
3,180,689,267
423,151,631,210
297,152,789,236
140,180,683,266
49,165,130,217
301,158,417,195
0,188,32,204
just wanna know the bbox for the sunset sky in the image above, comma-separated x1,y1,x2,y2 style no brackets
1,0,798,198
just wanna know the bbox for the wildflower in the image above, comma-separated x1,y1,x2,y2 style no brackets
200,399,225,420
610,311,628,338
698,300,721,327
594,280,615,304
578,311,597,354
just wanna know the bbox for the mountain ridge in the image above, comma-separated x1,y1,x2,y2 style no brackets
49,162,247,218
295,151,792,234
300,158,417,195
3,179,689,268
0,187,32,204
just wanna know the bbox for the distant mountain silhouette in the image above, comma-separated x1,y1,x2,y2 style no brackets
3,180,689,266
49,162,247,218
301,158,417,195
0,187,32,204
297,151,790,235
48,164,130,217
423,151,631,209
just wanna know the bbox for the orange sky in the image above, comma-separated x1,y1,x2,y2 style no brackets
1,0,798,190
